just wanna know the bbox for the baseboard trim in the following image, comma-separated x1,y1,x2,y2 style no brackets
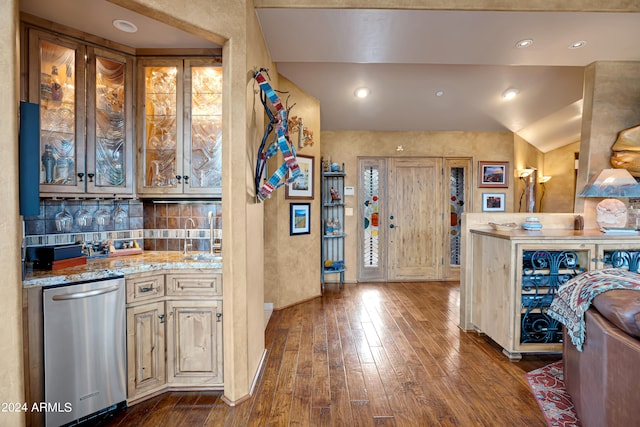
221,348,267,406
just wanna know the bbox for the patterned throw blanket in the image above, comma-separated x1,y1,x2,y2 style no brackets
548,268,640,351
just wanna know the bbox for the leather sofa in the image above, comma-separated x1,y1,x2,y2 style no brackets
563,289,640,427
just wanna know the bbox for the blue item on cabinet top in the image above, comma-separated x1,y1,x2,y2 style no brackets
522,217,543,230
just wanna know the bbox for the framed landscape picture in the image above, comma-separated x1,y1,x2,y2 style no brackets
482,193,506,212
290,203,311,235
478,161,509,188
286,155,314,199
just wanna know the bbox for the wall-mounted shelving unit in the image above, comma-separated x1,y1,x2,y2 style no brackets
321,159,345,290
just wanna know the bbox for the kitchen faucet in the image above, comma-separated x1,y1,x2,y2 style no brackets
208,211,222,254
183,217,196,255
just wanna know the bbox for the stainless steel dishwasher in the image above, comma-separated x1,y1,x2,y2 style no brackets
42,276,126,426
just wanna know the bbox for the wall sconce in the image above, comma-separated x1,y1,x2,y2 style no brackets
518,168,536,178
288,115,315,148
578,168,640,229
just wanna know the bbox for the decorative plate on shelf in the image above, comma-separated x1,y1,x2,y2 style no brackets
488,222,519,231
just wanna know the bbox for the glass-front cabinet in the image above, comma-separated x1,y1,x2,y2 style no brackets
28,29,134,197
137,58,222,197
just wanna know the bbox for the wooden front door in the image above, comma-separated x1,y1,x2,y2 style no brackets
359,157,445,282
388,158,443,280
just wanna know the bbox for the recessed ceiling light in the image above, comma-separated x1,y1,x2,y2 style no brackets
515,39,534,48
113,19,138,33
502,87,519,100
569,40,587,49
354,87,370,99
435,90,444,97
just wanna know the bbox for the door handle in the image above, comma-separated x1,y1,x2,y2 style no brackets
52,285,119,301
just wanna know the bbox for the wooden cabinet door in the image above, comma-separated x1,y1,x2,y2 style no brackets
28,28,87,196
86,46,134,195
166,300,223,386
126,301,166,399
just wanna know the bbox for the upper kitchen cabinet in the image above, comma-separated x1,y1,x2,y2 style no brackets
27,28,134,197
137,58,222,198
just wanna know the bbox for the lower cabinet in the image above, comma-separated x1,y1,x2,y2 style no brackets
127,301,166,399
166,300,223,385
126,271,223,403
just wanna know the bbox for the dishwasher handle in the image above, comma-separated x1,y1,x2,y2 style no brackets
51,284,120,301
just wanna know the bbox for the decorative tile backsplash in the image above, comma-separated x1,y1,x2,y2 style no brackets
24,199,222,253
143,201,222,252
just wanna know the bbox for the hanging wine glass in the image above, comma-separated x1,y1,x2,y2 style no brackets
75,200,93,228
55,201,73,232
94,200,111,227
112,199,127,224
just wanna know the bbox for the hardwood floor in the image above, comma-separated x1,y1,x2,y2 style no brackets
98,281,558,426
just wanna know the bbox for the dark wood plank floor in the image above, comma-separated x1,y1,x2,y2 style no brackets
98,281,558,426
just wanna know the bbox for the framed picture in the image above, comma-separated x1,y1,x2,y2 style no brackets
286,155,314,199
290,203,311,235
482,193,506,212
478,161,509,188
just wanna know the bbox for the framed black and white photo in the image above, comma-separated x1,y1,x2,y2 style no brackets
290,203,311,235
482,193,506,212
286,155,314,199
478,161,509,188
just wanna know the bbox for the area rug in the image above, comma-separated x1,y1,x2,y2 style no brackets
525,361,582,427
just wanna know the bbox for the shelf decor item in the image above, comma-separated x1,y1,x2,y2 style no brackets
290,203,311,235
478,161,509,188
286,154,314,199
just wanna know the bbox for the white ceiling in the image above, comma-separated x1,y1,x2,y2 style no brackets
256,8,640,152
19,2,640,152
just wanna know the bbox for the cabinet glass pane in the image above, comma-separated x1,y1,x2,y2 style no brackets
95,56,126,187
189,66,222,189
39,40,76,186
144,66,177,188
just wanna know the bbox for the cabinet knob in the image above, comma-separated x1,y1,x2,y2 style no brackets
87,173,95,182
183,175,189,183
77,172,84,182
389,224,395,229
216,312,222,323
158,314,165,323
175,175,182,183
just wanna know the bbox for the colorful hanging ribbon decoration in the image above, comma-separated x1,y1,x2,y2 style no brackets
254,68,300,201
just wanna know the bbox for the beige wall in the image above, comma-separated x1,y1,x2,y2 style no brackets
543,141,580,213
577,61,640,227
2,0,26,425
264,75,322,309
321,130,513,283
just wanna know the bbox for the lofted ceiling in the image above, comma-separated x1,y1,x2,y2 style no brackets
19,1,640,152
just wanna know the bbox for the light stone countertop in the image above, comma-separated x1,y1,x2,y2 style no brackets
23,251,222,287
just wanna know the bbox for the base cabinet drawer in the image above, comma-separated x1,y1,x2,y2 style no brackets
165,273,222,297
126,274,165,303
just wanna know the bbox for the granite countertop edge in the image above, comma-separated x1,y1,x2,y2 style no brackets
23,251,222,288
